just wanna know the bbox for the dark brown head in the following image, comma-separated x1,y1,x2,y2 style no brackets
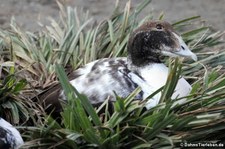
127,20,197,67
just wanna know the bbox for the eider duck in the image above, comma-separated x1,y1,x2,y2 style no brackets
39,20,197,115
65,20,197,109
0,118,24,149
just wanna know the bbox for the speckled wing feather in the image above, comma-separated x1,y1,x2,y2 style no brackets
0,126,13,149
0,118,24,149
66,57,143,104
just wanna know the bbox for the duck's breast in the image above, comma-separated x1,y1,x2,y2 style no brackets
140,64,169,89
139,63,192,98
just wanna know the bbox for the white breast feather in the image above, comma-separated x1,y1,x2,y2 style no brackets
137,63,191,109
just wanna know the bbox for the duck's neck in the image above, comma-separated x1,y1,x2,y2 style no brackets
127,52,161,68
127,56,159,71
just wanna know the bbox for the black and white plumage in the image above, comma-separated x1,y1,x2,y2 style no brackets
40,20,197,114
64,20,197,109
0,118,24,149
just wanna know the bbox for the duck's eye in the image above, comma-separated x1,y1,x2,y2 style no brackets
156,24,163,30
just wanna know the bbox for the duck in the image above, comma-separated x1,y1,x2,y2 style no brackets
39,20,197,116
63,20,197,109
0,118,24,149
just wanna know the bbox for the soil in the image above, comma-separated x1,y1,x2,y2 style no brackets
0,0,224,32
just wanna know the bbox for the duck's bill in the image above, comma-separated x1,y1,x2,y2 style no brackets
161,32,198,61
173,47,198,61
162,49,197,61
174,32,197,61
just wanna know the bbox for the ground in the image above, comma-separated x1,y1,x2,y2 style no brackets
0,0,224,32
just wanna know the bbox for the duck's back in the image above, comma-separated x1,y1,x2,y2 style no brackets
68,58,140,103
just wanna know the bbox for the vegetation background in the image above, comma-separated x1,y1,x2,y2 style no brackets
0,0,225,32
1,0,225,148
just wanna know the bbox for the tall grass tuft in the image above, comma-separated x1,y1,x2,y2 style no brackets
0,0,225,148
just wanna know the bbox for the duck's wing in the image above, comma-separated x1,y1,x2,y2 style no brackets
32,58,142,119
67,58,142,104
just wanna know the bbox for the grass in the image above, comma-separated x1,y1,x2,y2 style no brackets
0,0,225,148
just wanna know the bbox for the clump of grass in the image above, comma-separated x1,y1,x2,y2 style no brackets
0,0,225,148
0,66,27,123
0,57,46,125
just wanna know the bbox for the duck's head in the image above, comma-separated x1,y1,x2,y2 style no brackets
127,20,197,67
